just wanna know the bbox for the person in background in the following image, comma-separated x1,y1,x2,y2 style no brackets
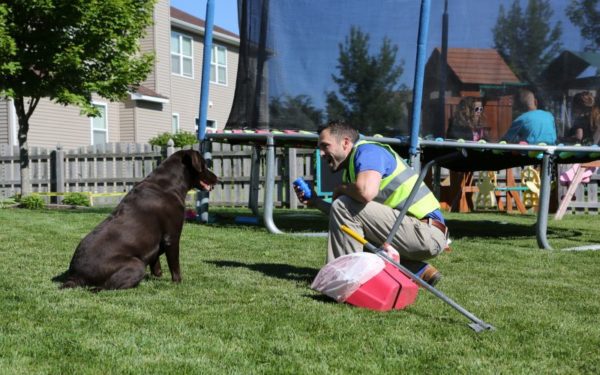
566,91,596,145
447,97,488,141
501,89,557,145
295,121,449,286
593,94,600,145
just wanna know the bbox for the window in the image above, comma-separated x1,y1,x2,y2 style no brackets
171,32,193,78
172,113,180,133
91,103,108,145
207,120,217,132
210,45,227,85
195,118,217,135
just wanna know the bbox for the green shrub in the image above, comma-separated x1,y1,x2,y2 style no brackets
62,192,91,207
149,131,198,148
0,197,18,208
20,194,46,209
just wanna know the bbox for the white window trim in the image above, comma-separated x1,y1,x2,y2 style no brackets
90,102,108,146
172,113,180,133
171,31,194,79
210,44,228,86
9,99,17,146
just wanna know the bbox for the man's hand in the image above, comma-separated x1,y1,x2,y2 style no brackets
293,184,316,206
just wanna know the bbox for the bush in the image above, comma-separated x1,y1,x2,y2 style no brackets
0,197,18,208
62,192,91,207
20,194,46,209
149,131,198,148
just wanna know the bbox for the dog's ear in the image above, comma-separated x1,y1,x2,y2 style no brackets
182,150,205,174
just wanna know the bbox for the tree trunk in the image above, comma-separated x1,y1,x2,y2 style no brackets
14,97,31,196
18,135,31,196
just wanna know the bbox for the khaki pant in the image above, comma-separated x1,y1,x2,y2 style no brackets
327,195,447,264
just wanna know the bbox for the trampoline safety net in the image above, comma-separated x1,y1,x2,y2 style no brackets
226,0,600,145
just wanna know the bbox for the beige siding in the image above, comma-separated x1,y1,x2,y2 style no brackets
26,97,120,150
0,100,8,144
169,30,239,133
139,23,156,90
119,100,136,142
153,0,172,100
134,101,172,142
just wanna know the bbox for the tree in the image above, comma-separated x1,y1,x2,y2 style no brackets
269,94,323,130
326,26,406,136
492,0,562,85
0,0,155,196
566,0,600,51
0,4,16,75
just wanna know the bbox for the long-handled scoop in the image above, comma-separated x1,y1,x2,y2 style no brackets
340,225,495,333
341,150,495,332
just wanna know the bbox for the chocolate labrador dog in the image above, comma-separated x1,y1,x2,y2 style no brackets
61,149,217,291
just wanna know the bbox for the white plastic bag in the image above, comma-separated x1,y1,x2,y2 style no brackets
311,252,385,302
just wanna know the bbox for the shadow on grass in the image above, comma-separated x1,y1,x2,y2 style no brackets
446,218,582,240
205,260,320,284
197,210,329,233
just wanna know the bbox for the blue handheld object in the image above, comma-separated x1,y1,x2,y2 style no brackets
293,177,312,199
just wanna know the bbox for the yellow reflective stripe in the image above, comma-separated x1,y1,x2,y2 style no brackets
387,185,433,211
407,193,440,218
377,168,414,201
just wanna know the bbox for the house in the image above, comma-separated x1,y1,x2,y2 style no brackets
422,48,521,141
0,0,239,149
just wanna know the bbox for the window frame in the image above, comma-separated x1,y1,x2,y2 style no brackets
172,113,180,133
90,102,108,146
210,44,228,85
171,31,194,78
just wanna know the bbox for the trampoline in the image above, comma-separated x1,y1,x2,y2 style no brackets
196,0,600,249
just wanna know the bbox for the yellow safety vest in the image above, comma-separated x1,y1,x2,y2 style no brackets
342,140,439,218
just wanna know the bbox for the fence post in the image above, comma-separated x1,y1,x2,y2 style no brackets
287,147,297,209
167,139,175,157
248,145,261,215
50,144,65,204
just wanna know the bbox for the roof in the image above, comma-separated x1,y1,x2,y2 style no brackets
443,48,520,85
542,50,600,83
170,7,239,40
130,85,169,104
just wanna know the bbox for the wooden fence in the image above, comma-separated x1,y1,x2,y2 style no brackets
2,142,598,215
0,142,317,208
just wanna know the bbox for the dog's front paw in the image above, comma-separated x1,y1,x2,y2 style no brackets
152,269,163,277
171,275,182,283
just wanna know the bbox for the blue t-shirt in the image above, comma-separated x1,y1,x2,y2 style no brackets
353,144,444,223
502,110,557,145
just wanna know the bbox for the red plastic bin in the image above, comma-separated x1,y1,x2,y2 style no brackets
345,261,418,311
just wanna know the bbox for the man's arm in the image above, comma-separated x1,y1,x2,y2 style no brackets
333,170,382,203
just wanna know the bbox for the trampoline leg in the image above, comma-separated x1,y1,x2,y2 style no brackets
249,145,261,216
536,153,553,250
264,136,283,234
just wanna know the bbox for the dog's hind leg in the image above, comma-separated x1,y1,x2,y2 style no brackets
102,258,146,290
149,251,162,277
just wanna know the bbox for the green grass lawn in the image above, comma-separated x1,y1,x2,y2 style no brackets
0,207,599,374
